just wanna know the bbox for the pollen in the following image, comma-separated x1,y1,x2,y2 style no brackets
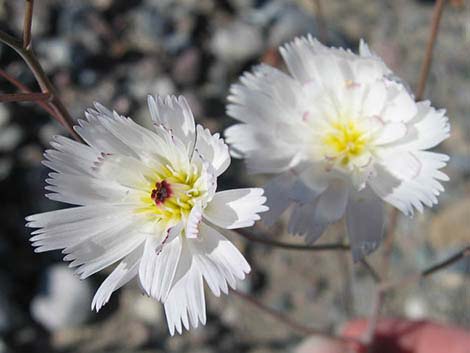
137,165,205,224
322,119,369,166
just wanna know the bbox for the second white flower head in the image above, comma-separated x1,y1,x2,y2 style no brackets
225,36,450,260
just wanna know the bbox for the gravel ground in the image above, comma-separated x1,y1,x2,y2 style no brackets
0,1,469,352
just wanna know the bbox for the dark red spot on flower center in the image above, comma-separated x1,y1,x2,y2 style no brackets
151,180,172,205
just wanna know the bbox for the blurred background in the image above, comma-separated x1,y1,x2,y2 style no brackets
0,0,469,352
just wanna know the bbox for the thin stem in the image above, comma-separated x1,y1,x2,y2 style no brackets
416,0,446,101
0,26,80,140
421,246,469,277
381,208,399,277
231,289,362,345
0,92,50,103
23,0,34,49
234,229,350,251
0,31,21,49
382,245,470,291
360,259,381,283
313,0,328,43
0,68,57,117
0,68,30,92
363,288,385,346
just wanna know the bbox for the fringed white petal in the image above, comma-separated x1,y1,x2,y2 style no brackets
92,244,143,312
28,205,133,252
194,223,250,294
138,233,183,302
148,95,196,153
203,188,268,229
194,124,230,176
164,223,250,335
163,238,205,336
371,151,449,216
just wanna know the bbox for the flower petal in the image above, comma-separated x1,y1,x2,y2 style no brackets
138,234,183,301
195,222,250,293
381,81,418,123
44,135,99,176
194,124,230,176
371,151,448,216
287,200,327,244
163,239,205,335
28,205,134,252
185,202,203,239
45,172,133,206
91,244,143,312
374,122,408,145
63,219,147,279
164,223,250,335
148,95,196,153
346,188,384,262
388,101,450,151
313,179,349,224
203,188,268,229
262,172,297,226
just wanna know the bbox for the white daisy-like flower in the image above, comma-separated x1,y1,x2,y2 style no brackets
225,36,450,261
26,95,268,335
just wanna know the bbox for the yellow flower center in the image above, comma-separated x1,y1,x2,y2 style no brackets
136,164,203,223
321,120,369,167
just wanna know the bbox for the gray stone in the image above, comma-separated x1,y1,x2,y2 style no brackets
0,125,22,152
0,339,7,353
37,39,72,70
172,47,202,86
0,159,12,181
127,6,169,51
210,20,263,63
31,264,93,331
268,4,318,47
0,105,9,127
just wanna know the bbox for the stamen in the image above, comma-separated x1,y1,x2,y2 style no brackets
151,180,172,205
321,119,370,168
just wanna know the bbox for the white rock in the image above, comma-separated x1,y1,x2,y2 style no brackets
268,5,317,48
211,20,263,63
37,39,72,70
31,264,93,331
404,295,428,320
0,125,22,152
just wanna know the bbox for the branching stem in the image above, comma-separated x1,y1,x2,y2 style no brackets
0,1,80,141
235,229,350,251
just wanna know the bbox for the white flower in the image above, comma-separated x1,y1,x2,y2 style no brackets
225,36,450,261
26,95,268,335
